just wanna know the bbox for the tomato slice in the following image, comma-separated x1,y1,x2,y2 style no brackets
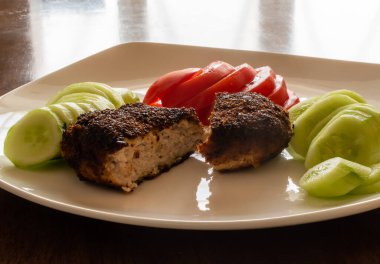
245,66,276,96
180,63,256,123
195,106,213,125
160,61,235,107
283,89,300,110
268,75,289,106
143,67,201,104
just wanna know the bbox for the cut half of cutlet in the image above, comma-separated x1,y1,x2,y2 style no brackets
198,92,293,171
61,103,205,192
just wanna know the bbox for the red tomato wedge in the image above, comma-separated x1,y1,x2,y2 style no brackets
143,67,201,104
268,75,289,106
283,89,300,110
160,61,235,107
180,63,256,123
195,106,213,125
245,66,276,96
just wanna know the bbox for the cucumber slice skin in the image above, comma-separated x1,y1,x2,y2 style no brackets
299,157,371,197
4,108,64,168
305,107,380,169
290,94,360,158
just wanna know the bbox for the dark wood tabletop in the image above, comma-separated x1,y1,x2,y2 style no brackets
1,0,380,263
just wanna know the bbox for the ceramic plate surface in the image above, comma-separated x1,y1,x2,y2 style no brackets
1,42,379,230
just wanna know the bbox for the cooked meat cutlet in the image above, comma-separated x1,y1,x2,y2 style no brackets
198,92,292,171
61,103,204,192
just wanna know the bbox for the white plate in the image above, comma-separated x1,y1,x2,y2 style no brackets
0,42,379,230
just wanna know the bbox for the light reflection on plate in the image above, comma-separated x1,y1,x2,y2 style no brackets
196,173,213,212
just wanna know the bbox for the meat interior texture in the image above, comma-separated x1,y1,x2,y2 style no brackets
198,92,293,171
61,103,205,192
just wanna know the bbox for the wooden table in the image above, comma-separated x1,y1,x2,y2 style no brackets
1,0,379,263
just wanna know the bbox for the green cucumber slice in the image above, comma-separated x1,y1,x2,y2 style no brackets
349,163,380,194
88,99,116,110
307,103,375,154
289,96,320,123
305,106,380,168
113,88,140,104
85,82,125,107
48,104,76,126
48,82,108,105
290,94,360,158
320,89,366,104
75,102,98,113
350,181,380,195
288,90,365,124
4,108,64,167
55,93,115,110
48,82,124,108
367,163,380,184
54,92,107,104
58,102,87,119
299,157,371,197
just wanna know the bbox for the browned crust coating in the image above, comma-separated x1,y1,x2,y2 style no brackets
61,103,201,180
198,92,293,170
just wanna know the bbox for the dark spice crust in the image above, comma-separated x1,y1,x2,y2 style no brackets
61,103,200,175
210,92,291,133
63,103,199,151
200,92,293,168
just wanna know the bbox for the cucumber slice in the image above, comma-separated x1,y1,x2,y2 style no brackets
89,99,116,110
54,92,107,104
290,94,360,158
4,108,64,167
350,181,380,195
85,82,125,107
307,103,375,154
113,88,140,104
75,102,98,113
55,93,115,110
349,163,380,194
48,104,76,126
59,102,87,120
48,82,124,108
289,90,365,124
321,89,366,104
289,96,320,123
305,106,380,168
299,157,371,197
367,163,380,184
48,82,108,105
